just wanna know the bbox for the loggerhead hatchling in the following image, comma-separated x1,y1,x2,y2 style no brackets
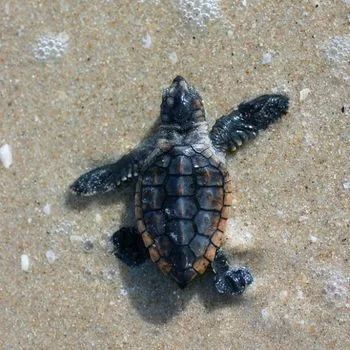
70,76,289,295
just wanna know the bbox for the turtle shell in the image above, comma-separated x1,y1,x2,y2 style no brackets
135,144,233,287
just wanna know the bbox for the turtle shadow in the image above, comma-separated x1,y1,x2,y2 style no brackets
112,238,259,324
115,259,190,324
114,256,255,324
66,185,258,325
65,185,186,323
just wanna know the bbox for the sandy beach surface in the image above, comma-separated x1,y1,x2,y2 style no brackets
1,1,349,349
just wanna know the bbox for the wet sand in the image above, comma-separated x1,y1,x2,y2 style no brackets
1,1,349,349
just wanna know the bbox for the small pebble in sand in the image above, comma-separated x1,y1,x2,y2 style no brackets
103,269,116,282
21,254,29,272
301,273,309,284
309,235,318,243
261,308,269,320
279,290,289,301
296,289,304,299
0,143,13,168
120,288,128,296
4,3,10,15
262,52,273,65
42,203,51,215
342,182,350,189
298,215,309,222
299,88,311,101
276,210,285,217
45,249,56,263
142,33,152,48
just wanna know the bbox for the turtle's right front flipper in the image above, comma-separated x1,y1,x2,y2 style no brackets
210,94,289,153
70,147,148,196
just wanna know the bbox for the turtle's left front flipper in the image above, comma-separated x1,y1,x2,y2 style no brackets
210,94,289,153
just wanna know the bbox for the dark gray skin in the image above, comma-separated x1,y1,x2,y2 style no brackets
70,76,289,295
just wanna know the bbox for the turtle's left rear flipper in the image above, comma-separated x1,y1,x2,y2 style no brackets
111,227,150,266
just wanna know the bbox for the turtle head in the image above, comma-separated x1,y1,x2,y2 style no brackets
161,76,205,130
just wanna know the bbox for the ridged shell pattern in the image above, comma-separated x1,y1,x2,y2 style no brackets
135,144,233,286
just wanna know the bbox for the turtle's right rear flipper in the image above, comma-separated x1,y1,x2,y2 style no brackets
212,249,253,296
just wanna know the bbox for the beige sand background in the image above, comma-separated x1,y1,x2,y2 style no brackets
1,1,349,349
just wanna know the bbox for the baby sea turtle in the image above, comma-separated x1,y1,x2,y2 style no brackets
70,76,289,295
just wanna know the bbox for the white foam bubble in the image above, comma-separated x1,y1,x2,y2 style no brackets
324,35,350,83
324,270,348,307
225,220,254,252
177,0,221,28
168,51,178,64
138,0,160,3
33,33,69,61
